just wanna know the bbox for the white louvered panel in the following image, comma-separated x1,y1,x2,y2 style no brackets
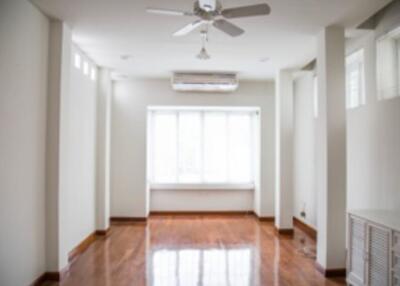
394,232,400,254
348,216,366,285
353,219,366,239
368,224,390,286
393,254,400,273
351,247,365,279
393,273,400,286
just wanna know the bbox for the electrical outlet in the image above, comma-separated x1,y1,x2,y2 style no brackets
301,202,306,218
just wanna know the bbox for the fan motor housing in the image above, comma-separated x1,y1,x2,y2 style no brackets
194,1,221,20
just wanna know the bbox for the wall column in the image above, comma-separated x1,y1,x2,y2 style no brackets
96,68,112,231
274,69,294,232
315,26,347,272
46,20,72,272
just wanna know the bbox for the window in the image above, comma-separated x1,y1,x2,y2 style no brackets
313,76,318,118
83,61,89,76
149,107,258,188
90,67,96,81
346,49,365,109
74,53,81,69
376,26,400,100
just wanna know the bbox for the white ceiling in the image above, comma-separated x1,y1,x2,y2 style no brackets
32,0,390,80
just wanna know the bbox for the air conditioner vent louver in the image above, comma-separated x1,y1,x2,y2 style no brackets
172,72,238,92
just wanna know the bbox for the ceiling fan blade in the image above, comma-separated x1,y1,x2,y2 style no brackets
213,19,244,37
173,19,205,36
221,3,271,19
146,8,193,16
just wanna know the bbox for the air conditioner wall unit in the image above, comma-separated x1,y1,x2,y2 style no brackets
172,72,239,92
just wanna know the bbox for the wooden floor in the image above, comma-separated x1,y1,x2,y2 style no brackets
45,215,345,286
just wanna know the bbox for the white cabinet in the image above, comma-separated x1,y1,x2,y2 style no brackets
367,223,390,285
347,211,400,286
348,216,367,285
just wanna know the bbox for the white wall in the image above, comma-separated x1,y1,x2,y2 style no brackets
151,189,254,212
346,2,400,211
46,20,71,272
111,80,275,217
0,0,49,285
59,45,98,267
315,26,347,269
292,3,400,227
293,73,317,229
274,70,294,230
96,68,112,230
46,22,98,270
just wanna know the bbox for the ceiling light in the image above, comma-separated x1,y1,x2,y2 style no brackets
111,72,129,81
197,30,210,60
120,54,132,61
197,47,210,60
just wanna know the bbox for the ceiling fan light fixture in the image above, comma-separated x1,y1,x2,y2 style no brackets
197,47,210,60
146,1,271,38
120,54,132,61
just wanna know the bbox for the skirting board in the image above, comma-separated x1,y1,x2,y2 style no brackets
31,228,109,285
293,217,317,240
68,232,97,263
149,211,255,216
149,211,275,224
257,216,275,222
274,226,294,235
95,227,111,236
110,217,148,224
315,262,346,277
30,273,47,286
30,266,70,285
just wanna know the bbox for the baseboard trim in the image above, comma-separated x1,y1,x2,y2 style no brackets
68,232,97,263
149,211,255,216
44,266,70,281
315,263,346,277
257,216,275,222
293,217,317,240
95,227,111,236
31,265,70,285
30,273,47,286
274,226,294,236
110,217,148,223
32,227,109,285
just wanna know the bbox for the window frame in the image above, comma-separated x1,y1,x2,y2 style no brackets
346,48,366,109
376,26,400,101
147,106,259,190
313,75,318,118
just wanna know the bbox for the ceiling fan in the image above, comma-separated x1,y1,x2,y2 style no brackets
146,0,271,37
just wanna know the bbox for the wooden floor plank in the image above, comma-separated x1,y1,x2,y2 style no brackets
43,215,345,286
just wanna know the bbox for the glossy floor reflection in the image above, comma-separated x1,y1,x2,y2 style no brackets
46,215,345,286
151,247,252,286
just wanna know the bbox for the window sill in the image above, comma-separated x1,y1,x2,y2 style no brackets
150,183,255,191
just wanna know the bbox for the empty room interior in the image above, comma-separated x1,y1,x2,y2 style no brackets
1,0,400,285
